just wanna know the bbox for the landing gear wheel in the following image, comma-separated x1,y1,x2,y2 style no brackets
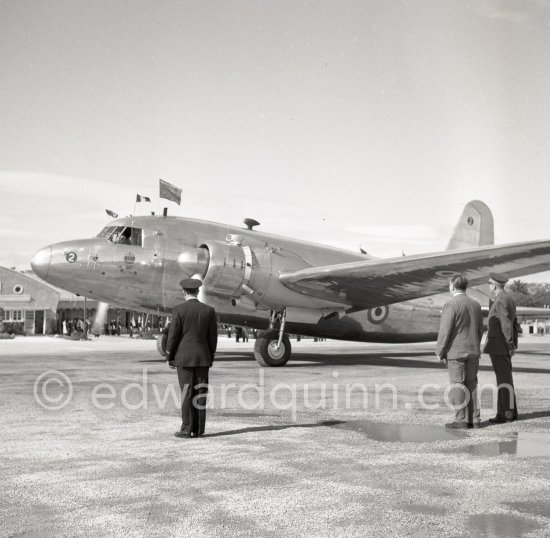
254,329,291,367
156,333,167,357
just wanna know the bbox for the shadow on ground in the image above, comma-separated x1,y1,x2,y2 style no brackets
203,420,344,438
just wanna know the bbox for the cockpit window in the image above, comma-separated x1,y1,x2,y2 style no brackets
97,226,142,247
98,226,116,239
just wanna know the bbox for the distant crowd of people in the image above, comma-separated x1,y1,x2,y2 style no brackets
104,320,123,336
59,317,159,338
62,318,90,337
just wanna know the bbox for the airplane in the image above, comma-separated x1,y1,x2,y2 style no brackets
30,200,550,367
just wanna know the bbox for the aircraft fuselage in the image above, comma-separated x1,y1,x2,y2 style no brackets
31,215,448,343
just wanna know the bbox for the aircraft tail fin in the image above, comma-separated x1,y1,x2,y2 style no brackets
446,200,494,250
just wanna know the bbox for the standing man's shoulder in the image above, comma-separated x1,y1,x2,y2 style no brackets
447,293,468,309
190,299,216,315
194,300,215,313
503,289,516,305
493,290,513,310
172,302,186,315
444,294,460,308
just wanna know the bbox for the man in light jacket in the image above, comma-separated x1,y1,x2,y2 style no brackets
436,273,484,429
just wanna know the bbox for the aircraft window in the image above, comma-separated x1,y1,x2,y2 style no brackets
109,226,124,243
97,226,116,239
97,226,142,246
129,227,142,246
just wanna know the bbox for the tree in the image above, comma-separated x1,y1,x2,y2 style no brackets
508,279,531,306
509,279,529,294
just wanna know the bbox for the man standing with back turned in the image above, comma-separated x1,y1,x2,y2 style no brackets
436,273,484,429
166,278,218,439
483,272,518,423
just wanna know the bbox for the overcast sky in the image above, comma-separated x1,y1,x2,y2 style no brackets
2,0,550,281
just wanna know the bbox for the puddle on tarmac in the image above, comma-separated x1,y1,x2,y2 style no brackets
468,513,542,537
328,421,468,442
504,501,550,518
460,433,550,458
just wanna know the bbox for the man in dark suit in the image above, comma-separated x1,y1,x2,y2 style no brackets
436,273,484,429
166,278,218,439
483,272,518,423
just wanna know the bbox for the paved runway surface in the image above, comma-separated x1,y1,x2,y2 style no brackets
2,335,550,537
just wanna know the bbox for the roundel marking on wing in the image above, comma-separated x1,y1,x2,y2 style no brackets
367,305,390,324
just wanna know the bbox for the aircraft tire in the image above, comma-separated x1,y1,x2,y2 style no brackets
254,330,291,367
156,333,167,357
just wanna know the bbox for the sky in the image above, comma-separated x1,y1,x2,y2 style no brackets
2,0,550,281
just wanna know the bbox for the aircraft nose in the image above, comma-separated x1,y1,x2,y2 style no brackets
31,246,52,280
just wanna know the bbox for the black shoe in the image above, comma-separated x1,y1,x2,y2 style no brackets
468,422,482,429
488,415,507,424
445,422,469,429
174,431,191,438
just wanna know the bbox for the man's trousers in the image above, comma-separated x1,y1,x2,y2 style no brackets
177,366,209,436
489,353,518,419
447,357,480,424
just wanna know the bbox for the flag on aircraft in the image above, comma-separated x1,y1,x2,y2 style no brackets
136,194,151,202
360,246,367,255
159,179,182,205
105,209,118,218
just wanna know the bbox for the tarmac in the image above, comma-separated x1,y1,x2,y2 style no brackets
2,334,550,537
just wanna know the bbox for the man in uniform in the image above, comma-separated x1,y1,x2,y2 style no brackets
166,278,218,438
436,273,484,429
483,272,518,423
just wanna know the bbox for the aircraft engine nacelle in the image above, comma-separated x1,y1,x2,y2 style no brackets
176,246,210,279
199,238,253,297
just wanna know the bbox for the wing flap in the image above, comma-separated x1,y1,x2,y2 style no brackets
279,240,550,309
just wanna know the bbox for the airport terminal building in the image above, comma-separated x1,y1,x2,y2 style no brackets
0,266,59,335
0,266,159,335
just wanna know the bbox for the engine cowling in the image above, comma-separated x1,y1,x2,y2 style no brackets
200,239,253,296
176,247,210,278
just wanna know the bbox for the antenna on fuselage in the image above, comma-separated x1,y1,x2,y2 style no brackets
244,218,260,230
163,208,168,217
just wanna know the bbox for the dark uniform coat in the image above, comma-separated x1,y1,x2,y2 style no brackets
484,289,518,419
483,290,516,355
436,293,484,360
166,299,218,367
166,298,218,437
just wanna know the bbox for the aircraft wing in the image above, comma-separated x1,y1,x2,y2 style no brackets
279,240,550,310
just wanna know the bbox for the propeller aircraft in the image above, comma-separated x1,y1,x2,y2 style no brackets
31,200,550,366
